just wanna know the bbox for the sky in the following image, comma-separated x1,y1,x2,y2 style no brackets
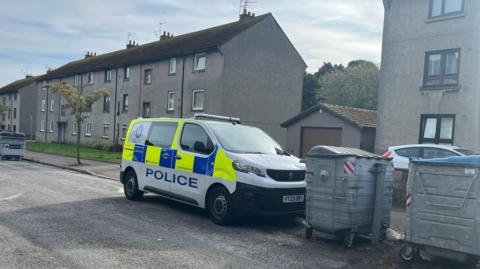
0,0,384,87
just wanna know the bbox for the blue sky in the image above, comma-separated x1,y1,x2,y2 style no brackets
0,0,384,87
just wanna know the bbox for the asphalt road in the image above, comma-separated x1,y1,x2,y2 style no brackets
0,161,469,269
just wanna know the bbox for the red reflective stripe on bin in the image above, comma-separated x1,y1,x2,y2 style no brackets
343,161,356,175
406,192,412,207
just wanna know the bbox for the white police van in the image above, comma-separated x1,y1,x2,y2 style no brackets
120,114,306,225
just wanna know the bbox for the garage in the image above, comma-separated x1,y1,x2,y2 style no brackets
282,103,377,157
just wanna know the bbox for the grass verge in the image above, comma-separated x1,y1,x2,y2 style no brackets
26,142,121,164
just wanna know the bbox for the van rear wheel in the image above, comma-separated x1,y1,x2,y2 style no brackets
124,171,144,201
207,186,234,225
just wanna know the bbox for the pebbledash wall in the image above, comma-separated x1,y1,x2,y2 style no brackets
35,12,306,147
376,0,480,153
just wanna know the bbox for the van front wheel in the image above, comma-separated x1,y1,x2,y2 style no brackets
124,171,144,201
207,186,234,225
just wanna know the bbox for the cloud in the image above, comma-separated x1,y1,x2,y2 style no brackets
0,0,383,86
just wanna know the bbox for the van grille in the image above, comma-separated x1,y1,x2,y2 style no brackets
267,170,305,182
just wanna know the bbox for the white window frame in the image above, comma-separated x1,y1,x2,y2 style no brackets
102,123,110,138
87,72,94,84
85,122,92,136
124,66,130,80
192,89,205,111
167,91,175,111
49,120,54,133
121,123,128,140
144,69,152,85
72,121,77,135
40,119,45,132
74,75,80,86
169,58,177,74
41,99,46,112
194,53,206,71
50,99,55,112
105,69,112,82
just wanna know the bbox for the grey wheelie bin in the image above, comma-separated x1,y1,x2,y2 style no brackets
401,156,480,266
0,132,26,160
304,146,394,247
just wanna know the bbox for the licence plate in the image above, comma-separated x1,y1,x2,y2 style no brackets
282,194,304,203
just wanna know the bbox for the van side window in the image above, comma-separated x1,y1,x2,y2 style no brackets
180,123,214,155
146,122,178,148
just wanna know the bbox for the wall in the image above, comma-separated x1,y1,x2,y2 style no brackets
220,15,306,145
284,110,362,157
18,82,38,139
376,0,480,153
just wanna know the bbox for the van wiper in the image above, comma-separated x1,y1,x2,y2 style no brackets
243,151,264,154
275,147,290,156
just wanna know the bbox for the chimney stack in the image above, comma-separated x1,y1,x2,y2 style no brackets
239,8,255,21
160,31,174,40
126,40,138,49
84,51,96,58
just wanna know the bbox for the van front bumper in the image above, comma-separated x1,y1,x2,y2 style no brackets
231,182,306,216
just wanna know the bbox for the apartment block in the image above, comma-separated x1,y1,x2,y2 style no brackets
35,12,306,146
0,75,38,139
376,0,480,153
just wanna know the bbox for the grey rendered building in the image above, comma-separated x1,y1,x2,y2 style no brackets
36,12,306,146
0,75,38,139
376,0,479,153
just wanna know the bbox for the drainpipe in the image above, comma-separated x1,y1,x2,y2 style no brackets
44,85,49,143
138,64,143,118
113,68,119,144
180,56,186,118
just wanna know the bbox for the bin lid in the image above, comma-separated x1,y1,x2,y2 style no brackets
306,146,385,159
0,132,26,138
412,155,480,168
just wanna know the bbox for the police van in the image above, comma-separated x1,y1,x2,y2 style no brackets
120,114,306,225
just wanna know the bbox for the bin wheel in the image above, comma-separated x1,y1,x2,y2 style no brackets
399,245,416,262
305,227,313,239
344,232,355,248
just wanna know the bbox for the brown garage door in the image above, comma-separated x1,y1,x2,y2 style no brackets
300,127,342,157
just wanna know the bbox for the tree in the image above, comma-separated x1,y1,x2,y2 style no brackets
317,60,379,110
0,104,8,114
302,62,345,111
47,83,108,165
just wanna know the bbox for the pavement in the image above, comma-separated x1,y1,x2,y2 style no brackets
23,150,119,180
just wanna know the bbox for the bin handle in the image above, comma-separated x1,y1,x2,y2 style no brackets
334,178,347,200
417,171,477,209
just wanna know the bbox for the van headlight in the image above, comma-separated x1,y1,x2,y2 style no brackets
232,161,265,177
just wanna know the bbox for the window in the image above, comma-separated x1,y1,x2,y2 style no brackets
194,53,206,71
167,91,175,111
1,113,5,121
424,49,460,87
430,0,464,18
169,58,177,74
122,94,128,113
41,99,46,111
72,121,77,135
85,122,92,136
146,122,178,148
144,69,152,85
49,120,54,133
121,124,128,140
50,99,55,112
74,75,80,86
142,102,151,118
14,93,17,100
395,148,423,159
61,104,67,117
180,123,214,155
192,90,205,111
40,120,45,132
105,69,112,82
2,96,5,104
102,123,109,138
103,96,110,113
422,148,459,159
13,125,16,132
419,115,455,144
13,108,16,119
87,72,94,84
7,110,10,119
124,66,130,80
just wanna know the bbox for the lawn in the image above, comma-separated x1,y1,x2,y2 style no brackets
26,142,122,164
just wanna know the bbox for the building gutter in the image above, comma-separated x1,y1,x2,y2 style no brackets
113,68,119,144
180,55,186,118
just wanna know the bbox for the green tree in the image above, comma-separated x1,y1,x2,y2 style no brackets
0,104,8,114
317,60,379,110
302,62,344,111
47,83,108,165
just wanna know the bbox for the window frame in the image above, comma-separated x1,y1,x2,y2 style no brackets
41,99,46,112
169,58,177,75
74,75,80,86
423,48,461,88
419,114,456,144
179,123,214,155
192,89,205,111
145,121,178,148
13,108,16,119
142,102,151,118
103,95,110,113
193,53,206,71
102,123,110,138
104,69,112,83
87,72,94,85
48,120,54,133
50,99,55,112
72,121,77,135
85,122,92,136
167,91,175,112
122,94,129,113
144,69,152,85
40,119,45,132
124,66,130,80
121,123,128,140
429,0,465,18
